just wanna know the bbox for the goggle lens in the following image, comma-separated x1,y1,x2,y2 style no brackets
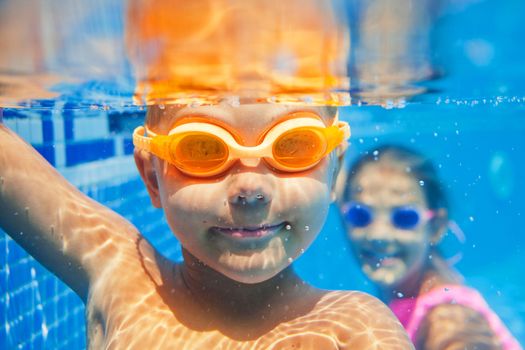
344,203,373,228
171,133,229,174
391,207,420,230
343,202,423,230
272,128,326,169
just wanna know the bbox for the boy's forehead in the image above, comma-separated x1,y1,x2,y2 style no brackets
149,103,336,132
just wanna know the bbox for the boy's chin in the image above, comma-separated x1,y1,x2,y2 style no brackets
211,237,292,283
213,254,292,284
221,268,284,285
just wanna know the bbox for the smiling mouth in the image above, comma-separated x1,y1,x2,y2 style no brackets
361,249,403,267
212,222,287,240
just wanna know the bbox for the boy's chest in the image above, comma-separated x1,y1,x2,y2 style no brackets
85,286,344,350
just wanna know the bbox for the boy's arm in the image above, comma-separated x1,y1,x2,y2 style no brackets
415,304,503,350
0,123,140,301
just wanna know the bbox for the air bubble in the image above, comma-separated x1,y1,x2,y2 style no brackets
285,224,292,230
304,225,310,231
397,292,404,298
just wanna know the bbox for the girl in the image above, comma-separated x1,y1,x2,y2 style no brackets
339,145,521,350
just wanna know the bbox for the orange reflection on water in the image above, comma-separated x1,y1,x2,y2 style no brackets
125,0,350,105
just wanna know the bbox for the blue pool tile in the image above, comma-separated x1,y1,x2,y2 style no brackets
65,139,115,166
43,278,56,301
2,109,29,119
0,295,5,324
0,236,6,268
63,108,75,141
7,239,25,263
33,144,55,166
121,178,144,194
42,117,54,143
56,297,67,319
123,137,134,155
32,99,56,109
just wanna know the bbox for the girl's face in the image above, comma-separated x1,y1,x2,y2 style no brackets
345,161,433,289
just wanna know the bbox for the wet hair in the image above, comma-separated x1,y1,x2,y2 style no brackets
343,144,448,210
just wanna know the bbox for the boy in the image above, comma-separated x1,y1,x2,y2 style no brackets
0,102,413,349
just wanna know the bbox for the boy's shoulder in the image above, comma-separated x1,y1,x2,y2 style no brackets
310,290,414,349
316,289,395,315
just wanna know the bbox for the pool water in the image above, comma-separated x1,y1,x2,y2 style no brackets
1,0,525,348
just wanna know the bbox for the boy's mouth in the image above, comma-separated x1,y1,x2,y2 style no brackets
211,222,287,241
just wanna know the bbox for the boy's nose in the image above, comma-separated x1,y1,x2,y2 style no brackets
228,189,272,206
227,173,273,207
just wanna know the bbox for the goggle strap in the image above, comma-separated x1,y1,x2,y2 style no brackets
339,121,351,140
133,126,171,161
337,121,351,156
324,122,350,155
132,126,151,152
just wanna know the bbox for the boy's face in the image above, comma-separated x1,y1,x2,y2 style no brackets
136,103,341,283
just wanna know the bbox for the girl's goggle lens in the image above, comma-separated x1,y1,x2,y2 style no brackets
170,133,229,174
272,128,327,169
344,203,373,228
343,203,422,230
391,207,421,230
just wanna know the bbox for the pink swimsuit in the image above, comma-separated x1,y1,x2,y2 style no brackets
389,285,522,349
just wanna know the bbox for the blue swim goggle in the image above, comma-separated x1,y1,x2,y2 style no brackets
341,201,435,230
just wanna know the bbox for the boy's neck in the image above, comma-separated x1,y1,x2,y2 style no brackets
178,249,312,317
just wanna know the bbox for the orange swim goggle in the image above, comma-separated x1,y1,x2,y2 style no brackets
133,114,350,177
